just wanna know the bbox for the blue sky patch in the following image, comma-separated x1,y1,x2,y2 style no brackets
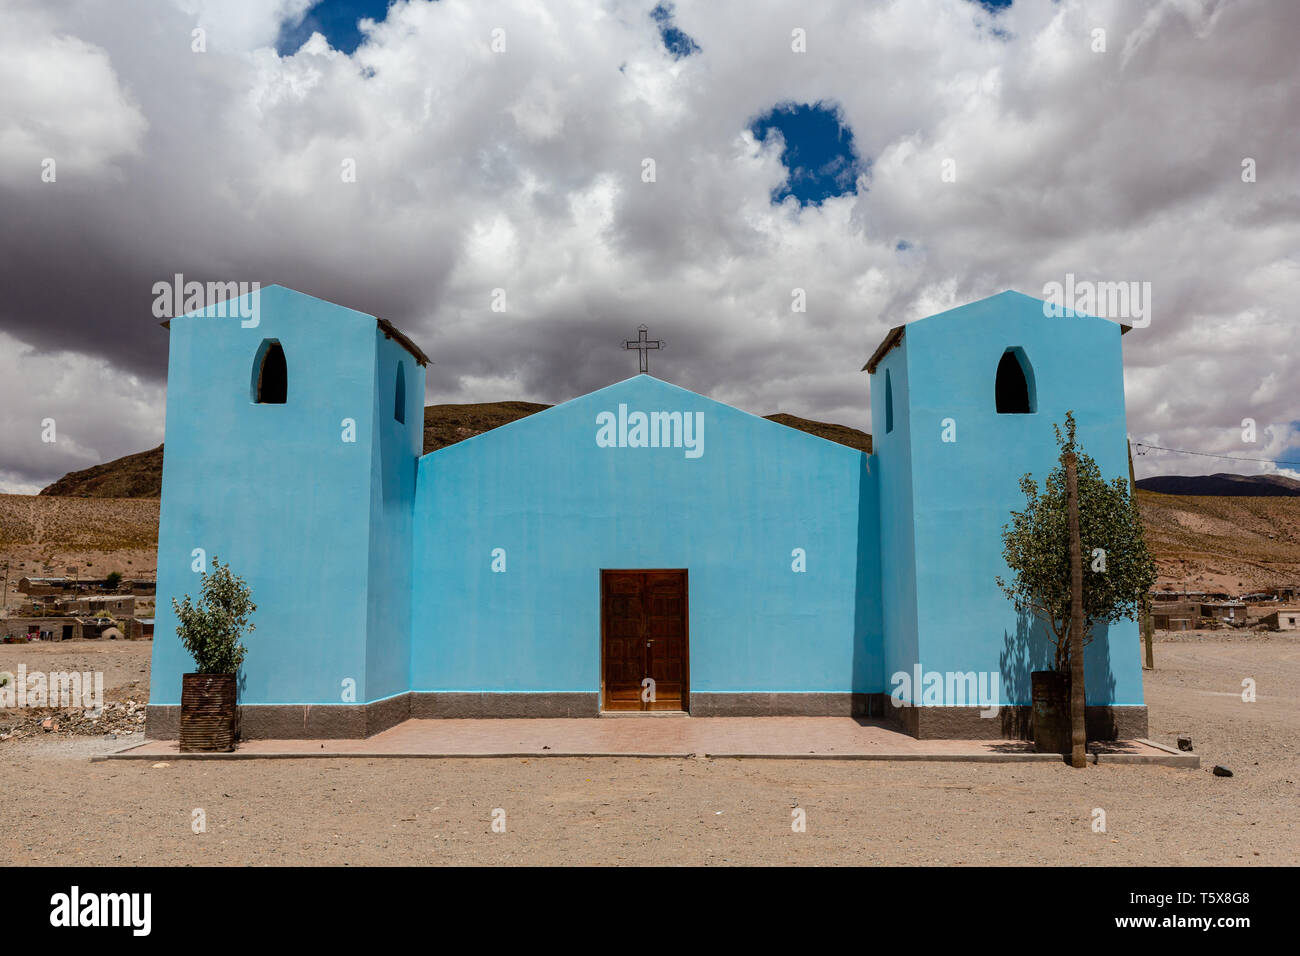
751,102,865,207
651,3,701,59
276,0,394,56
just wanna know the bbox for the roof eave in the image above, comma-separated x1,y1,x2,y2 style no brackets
863,325,905,374
377,318,430,367
160,316,431,370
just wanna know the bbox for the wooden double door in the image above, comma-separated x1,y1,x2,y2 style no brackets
601,570,688,712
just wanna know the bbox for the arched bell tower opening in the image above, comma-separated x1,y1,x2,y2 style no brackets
394,361,406,423
251,339,287,404
995,347,1035,414
884,368,894,433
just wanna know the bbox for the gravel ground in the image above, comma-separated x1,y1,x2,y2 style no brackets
0,638,150,743
1,635,1296,866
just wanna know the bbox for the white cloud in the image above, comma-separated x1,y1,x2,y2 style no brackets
173,0,317,53
0,0,1297,491
0,1,147,180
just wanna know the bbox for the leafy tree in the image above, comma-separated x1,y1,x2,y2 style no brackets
171,557,256,674
105,571,123,590
997,412,1156,673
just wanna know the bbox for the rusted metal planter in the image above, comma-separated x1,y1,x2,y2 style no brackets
180,673,238,752
1031,670,1071,755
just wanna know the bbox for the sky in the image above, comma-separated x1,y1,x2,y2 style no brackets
0,0,1297,493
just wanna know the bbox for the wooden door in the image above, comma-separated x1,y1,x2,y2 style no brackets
602,571,646,711
601,570,688,712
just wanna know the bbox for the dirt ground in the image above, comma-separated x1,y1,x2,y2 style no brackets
0,634,1296,866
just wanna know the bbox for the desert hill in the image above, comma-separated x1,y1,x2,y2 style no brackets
0,494,160,597
38,402,873,498
762,413,872,454
14,403,1298,597
6,490,1297,599
38,445,165,499
1136,473,1300,497
5,493,1300,602
1134,490,1300,592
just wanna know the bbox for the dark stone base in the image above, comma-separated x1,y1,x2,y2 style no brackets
146,694,1147,742
689,692,884,718
146,692,599,739
147,694,412,741
883,703,1148,741
410,692,598,718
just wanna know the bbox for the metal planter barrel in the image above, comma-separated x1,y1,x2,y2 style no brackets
180,673,239,752
1030,670,1071,755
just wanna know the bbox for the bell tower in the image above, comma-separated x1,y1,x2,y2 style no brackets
148,286,426,736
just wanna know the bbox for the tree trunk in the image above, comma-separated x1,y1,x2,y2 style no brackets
1066,452,1087,769
1128,439,1154,671
1143,596,1155,670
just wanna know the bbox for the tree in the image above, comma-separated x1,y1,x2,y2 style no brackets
996,412,1157,674
171,557,256,674
105,571,123,591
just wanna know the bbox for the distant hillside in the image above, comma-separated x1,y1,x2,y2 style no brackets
422,401,553,452
16,449,1300,597
38,402,873,497
38,445,165,499
422,404,876,455
763,414,872,454
1135,490,1300,592
1136,473,1300,497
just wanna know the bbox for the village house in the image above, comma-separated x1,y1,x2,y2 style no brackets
1151,589,1210,603
1198,601,1247,624
2,613,151,643
1152,606,1197,631
1261,608,1300,631
16,595,135,618
15,576,153,597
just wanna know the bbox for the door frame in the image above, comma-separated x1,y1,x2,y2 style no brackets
599,568,690,714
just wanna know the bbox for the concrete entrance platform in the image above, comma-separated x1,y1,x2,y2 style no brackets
99,717,1198,766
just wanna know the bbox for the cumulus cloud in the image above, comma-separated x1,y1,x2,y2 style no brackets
0,331,166,494
0,0,1297,491
0,2,147,180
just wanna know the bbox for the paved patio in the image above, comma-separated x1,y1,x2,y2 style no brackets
102,717,1198,766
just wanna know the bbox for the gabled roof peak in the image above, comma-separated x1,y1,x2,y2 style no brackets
862,289,1130,374
159,283,430,367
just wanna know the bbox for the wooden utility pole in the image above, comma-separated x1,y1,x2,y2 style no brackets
1128,440,1155,670
1066,452,1087,769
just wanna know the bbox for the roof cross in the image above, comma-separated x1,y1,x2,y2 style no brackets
624,325,663,374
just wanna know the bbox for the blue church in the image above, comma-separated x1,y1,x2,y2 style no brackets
146,286,1146,740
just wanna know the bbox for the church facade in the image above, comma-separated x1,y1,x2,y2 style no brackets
146,286,1146,740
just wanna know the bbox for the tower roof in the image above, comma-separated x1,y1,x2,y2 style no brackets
862,289,1132,374
159,284,430,367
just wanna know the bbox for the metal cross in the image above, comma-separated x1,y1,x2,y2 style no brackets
624,325,663,374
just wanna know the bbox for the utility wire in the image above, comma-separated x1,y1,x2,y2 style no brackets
1133,442,1300,468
